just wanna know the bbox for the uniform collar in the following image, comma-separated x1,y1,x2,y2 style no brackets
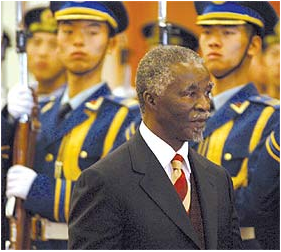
60,81,105,110
213,85,244,111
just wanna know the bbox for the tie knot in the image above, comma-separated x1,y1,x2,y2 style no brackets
172,154,184,162
171,154,184,170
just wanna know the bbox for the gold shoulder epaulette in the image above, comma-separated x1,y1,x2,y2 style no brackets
85,97,104,111
41,100,56,114
249,95,280,108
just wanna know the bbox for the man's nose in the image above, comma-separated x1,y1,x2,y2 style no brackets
208,33,222,48
195,94,211,112
37,44,49,56
73,30,85,46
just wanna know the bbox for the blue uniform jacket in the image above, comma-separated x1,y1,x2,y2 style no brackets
2,83,140,223
191,83,280,248
235,123,280,249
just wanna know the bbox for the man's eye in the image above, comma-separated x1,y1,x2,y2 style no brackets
223,30,235,35
31,40,41,46
187,92,196,98
202,29,211,35
87,29,99,35
63,29,73,35
205,91,212,98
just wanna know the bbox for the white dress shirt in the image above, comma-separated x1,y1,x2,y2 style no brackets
139,121,191,185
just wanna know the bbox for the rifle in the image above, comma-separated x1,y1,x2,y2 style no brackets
158,1,168,45
6,1,41,249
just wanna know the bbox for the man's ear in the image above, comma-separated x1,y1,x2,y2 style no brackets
107,36,117,54
143,91,156,109
248,35,262,57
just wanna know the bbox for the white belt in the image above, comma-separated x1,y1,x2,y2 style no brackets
32,216,68,240
240,227,255,240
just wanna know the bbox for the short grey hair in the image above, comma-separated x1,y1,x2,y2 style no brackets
136,45,204,114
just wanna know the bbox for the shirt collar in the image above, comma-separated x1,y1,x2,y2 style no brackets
213,85,244,111
60,82,104,110
139,121,190,172
38,84,66,103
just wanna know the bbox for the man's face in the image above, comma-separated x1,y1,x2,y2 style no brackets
153,62,212,144
27,32,65,82
199,25,250,78
57,20,110,75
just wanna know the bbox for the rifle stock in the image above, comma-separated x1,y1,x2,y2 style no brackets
7,2,41,249
9,99,41,250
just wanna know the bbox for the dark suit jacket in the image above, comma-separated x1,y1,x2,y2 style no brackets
68,130,242,249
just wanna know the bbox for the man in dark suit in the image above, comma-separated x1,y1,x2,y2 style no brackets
68,45,243,249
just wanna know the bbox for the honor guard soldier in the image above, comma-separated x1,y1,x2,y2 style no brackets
3,1,140,249
142,21,199,51
2,7,66,249
7,7,67,110
192,1,280,249
25,7,67,105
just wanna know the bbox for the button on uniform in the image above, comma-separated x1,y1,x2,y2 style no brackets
45,153,54,162
224,153,232,161
80,151,88,159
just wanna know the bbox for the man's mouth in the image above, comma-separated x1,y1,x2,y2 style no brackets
207,52,222,59
190,112,210,123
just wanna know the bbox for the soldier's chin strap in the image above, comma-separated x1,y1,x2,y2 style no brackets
214,35,254,79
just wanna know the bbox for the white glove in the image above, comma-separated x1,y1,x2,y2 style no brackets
7,84,34,119
6,165,37,200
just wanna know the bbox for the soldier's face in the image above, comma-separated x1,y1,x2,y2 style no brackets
199,25,250,78
27,32,65,82
57,20,111,75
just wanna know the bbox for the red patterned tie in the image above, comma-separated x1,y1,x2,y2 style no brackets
171,154,191,213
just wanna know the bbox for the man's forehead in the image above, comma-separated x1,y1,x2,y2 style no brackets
30,32,57,38
170,62,210,83
58,20,107,30
202,24,242,28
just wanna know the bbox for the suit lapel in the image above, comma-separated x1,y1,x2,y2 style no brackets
129,131,202,248
188,148,218,249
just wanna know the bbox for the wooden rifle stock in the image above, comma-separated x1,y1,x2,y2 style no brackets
8,2,41,249
9,99,41,250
